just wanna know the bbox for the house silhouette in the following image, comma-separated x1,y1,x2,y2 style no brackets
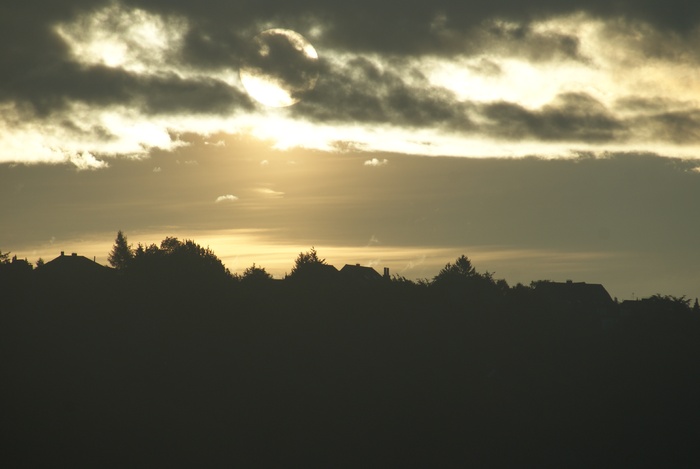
38,251,112,278
339,264,386,283
534,280,614,315
0,256,33,281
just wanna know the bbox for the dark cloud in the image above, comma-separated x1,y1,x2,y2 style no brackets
634,110,700,144
240,29,320,101
59,119,117,142
296,51,700,145
615,97,693,114
4,61,251,119
0,1,252,118
293,58,389,124
179,25,248,69
615,97,700,144
466,20,587,62
136,0,700,56
136,74,253,115
482,93,624,142
297,59,631,143
2,0,699,124
293,57,475,130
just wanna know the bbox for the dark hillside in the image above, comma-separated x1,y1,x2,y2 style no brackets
2,252,699,467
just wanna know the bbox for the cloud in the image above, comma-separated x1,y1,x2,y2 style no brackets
2,1,700,164
152,166,162,172
481,92,624,142
402,255,427,273
215,194,238,203
68,151,108,170
295,56,474,130
364,158,388,167
256,188,285,197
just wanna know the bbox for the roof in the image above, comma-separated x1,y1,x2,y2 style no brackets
38,252,112,277
339,264,383,283
534,281,614,311
0,256,33,276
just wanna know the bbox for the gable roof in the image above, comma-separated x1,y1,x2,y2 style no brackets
339,264,383,282
534,281,614,311
39,252,112,277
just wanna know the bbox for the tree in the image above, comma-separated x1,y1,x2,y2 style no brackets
288,247,332,280
108,230,133,270
129,236,231,285
159,236,181,254
647,294,692,314
241,263,274,284
431,254,504,308
290,247,323,274
0,250,10,264
432,255,477,284
35,258,45,268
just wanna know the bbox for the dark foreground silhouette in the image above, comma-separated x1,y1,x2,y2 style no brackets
2,240,699,468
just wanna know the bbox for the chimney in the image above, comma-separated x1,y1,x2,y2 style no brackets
383,267,390,278
356,263,360,267
60,251,64,257
72,253,77,257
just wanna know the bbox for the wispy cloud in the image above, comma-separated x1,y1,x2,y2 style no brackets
256,188,285,197
215,194,239,203
402,255,427,273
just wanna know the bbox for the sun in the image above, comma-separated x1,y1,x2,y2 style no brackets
240,29,319,107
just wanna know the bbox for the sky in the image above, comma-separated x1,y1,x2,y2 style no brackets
2,0,700,300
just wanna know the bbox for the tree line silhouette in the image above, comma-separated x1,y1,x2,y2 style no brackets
2,231,700,467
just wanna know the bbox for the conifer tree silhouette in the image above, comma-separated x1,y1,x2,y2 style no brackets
108,230,133,270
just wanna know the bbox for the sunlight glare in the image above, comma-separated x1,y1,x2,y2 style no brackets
240,29,319,107
239,72,296,107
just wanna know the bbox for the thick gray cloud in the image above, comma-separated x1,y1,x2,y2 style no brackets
120,0,700,55
3,0,699,85
0,1,252,118
2,0,699,137
297,58,700,146
295,57,475,129
3,61,250,118
481,93,624,142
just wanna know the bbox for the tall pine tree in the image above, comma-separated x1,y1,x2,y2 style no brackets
108,230,133,270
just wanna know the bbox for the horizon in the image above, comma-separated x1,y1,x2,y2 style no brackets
12,227,696,302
